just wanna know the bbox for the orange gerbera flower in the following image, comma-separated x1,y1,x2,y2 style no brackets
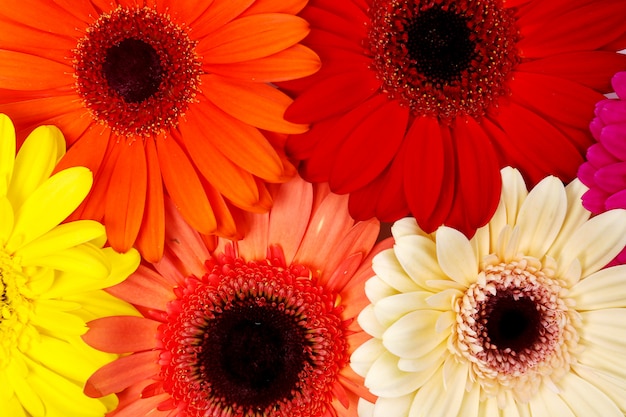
82,177,382,417
0,0,320,262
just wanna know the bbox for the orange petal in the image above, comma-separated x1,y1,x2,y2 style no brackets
0,19,76,63
0,50,73,90
201,180,238,239
156,135,217,235
104,139,147,253
84,316,159,354
0,0,85,38
0,95,82,131
135,138,165,263
107,265,174,310
202,74,308,134
240,0,307,15
84,351,160,398
204,44,320,83
190,0,255,38
198,14,310,63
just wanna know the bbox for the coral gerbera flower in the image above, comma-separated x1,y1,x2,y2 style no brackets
0,114,140,416
578,71,626,264
351,167,626,416
283,0,626,237
0,0,320,262
82,177,381,417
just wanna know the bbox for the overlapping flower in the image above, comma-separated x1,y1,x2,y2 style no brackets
82,177,381,417
352,167,626,416
0,0,320,261
0,114,140,416
283,0,626,237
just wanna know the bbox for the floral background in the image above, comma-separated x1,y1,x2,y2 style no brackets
1,0,626,416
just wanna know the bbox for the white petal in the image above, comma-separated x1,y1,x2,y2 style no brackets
579,309,626,353
372,249,422,293
365,351,427,397
436,227,478,286
472,223,491,266
394,234,447,288
358,304,386,339
392,217,428,239
499,167,529,226
578,342,626,382
555,209,626,281
365,275,399,304
558,372,622,417
358,398,376,417
515,175,567,259
382,309,450,359
372,393,414,417
544,179,591,257
374,291,432,327
398,340,446,372
351,338,385,378
408,360,468,417
477,395,503,417
528,385,576,417
570,265,626,310
456,380,481,417
572,363,626,411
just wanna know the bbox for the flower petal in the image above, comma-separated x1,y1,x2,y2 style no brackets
382,309,449,359
570,265,626,310
0,113,15,197
84,316,160,354
435,226,477,286
557,372,623,417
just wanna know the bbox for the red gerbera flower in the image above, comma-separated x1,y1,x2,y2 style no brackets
0,0,320,261
283,0,626,237
82,177,382,417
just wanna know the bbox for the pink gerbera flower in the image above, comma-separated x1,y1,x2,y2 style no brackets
578,70,626,264
81,177,382,417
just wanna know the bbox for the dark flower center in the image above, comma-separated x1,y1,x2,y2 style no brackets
200,305,308,409
367,0,520,121
73,6,201,137
406,8,475,83
485,295,541,352
103,38,163,103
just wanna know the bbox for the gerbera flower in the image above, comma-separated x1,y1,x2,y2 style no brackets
82,177,381,417
0,0,320,262
578,70,626,264
0,113,140,416
351,167,626,416
283,0,626,237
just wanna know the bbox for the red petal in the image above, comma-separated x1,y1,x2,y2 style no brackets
404,117,455,233
330,99,409,193
84,316,159,354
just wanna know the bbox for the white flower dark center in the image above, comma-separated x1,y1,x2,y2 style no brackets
453,258,579,401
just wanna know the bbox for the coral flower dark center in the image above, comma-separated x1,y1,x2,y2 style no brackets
158,256,349,417
73,6,202,136
368,0,520,121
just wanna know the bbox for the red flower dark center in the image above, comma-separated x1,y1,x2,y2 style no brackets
368,0,520,121
73,6,202,137
157,255,349,417
102,38,163,103
484,295,541,352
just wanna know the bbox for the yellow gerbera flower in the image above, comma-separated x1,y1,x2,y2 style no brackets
353,167,626,416
0,114,140,417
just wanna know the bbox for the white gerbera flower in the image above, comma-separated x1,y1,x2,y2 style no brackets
352,167,626,417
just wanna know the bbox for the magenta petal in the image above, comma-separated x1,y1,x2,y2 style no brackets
586,142,620,167
606,188,626,210
577,161,597,188
581,187,610,213
612,71,626,98
596,100,626,125
594,162,626,193
600,122,626,160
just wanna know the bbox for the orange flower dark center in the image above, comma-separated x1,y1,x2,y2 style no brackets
157,256,349,417
102,38,163,103
368,0,520,121
73,6,202,137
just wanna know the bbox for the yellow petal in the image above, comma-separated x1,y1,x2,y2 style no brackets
21,243,110,280
0,197,14,246
6,166,92,252
7,125,66,211
15,220,105,263
0,113,16,198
